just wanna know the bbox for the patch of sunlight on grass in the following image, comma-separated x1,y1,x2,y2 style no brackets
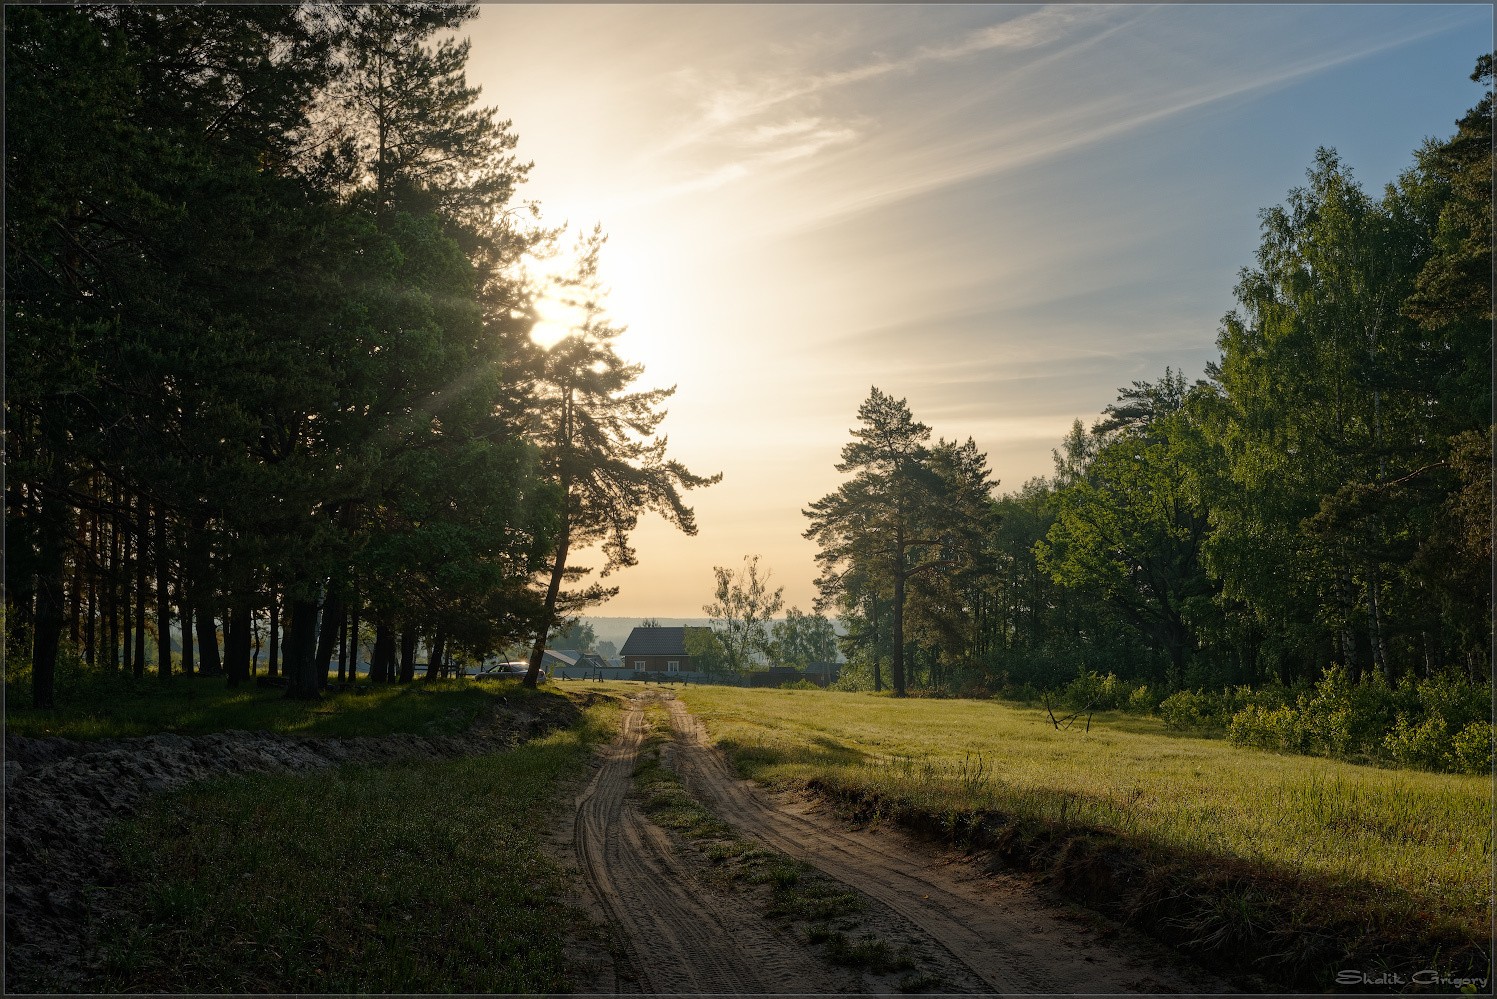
5,673,514,741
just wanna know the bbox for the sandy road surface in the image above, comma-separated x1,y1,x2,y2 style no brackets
558,691,1228,994
565,695,867,994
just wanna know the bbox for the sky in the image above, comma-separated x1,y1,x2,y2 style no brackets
464,3,1492,619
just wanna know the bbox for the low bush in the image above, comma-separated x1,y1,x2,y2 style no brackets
1158,686,1287,731
1058,670,1136,712
1213,666,1492,775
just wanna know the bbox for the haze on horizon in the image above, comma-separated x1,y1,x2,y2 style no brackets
464,3,1490,618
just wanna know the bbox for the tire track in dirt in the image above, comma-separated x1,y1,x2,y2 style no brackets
569,696,857,995
666,696,1230,995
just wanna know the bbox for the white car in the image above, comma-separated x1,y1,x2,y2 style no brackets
473,661,532,680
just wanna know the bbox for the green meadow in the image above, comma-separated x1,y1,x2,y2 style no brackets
670,684,1492,985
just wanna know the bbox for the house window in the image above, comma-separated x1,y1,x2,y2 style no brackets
667,661,679,673
635,661,646,670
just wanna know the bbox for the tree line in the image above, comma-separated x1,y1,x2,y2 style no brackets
6,5,715,707
807,57,1491,712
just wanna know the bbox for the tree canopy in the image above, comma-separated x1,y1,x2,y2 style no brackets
5,5,710,707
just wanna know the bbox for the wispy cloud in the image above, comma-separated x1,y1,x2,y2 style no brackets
772,11,1475,234
629,6,1130,203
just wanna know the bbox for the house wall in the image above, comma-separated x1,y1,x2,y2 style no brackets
619,654,691,673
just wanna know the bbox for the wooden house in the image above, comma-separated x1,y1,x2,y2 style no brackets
618,626,711,674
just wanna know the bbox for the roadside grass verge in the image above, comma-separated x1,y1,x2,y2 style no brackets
5,671,540,741
673,685,1493,992
85,693,619,994
629,701,931,989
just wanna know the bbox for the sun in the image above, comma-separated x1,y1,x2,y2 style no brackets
518,219,690,389
520,246,590,349
528,290,587,349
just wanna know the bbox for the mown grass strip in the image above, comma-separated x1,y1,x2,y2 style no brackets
86,695,619,994
673,685,1493,991
630,702,938,990
6,671,538,741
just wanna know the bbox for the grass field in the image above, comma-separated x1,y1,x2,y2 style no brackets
668,684,1493,988
5,671,529,741
85,692,619,994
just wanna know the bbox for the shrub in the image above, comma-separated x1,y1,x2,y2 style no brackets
1384,714,1450,771
1158,690,1215,731
1446,721,1495,775
1227,704,1307,754
1056,670,1155,713
1409,671,1489,733
1217,666,1492,774
1163,684,1292,735
1127,684,1159,714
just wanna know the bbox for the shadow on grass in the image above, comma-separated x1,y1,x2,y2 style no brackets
81,711,611,995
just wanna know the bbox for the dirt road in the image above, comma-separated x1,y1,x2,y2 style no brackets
557,691,1228,994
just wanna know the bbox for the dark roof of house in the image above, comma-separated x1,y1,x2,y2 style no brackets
620,627,688,656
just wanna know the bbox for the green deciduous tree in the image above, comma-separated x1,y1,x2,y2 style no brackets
1037,374,1216,686
703,555,785,671
683,626,728,673
770,607,840,669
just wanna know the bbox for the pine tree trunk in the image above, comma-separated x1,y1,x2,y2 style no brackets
891,567,907,697
107,496,120,670
267,589,280,677
224,601,251,687
372,618,395,683
426,628,445,680
195,609,221,677
180,600,195,677
84,504,98,668
121,505,133,674
189,514,221,676
337,605,347,682
133,496,147,677
527,521,571,690
1337,563,1358,680
67,562,81,645
314,593,342,688
283,597,322,700
249,609,263,677
397,629,417,683
349,599,361,682
29,466,71,710
155,504,171,680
